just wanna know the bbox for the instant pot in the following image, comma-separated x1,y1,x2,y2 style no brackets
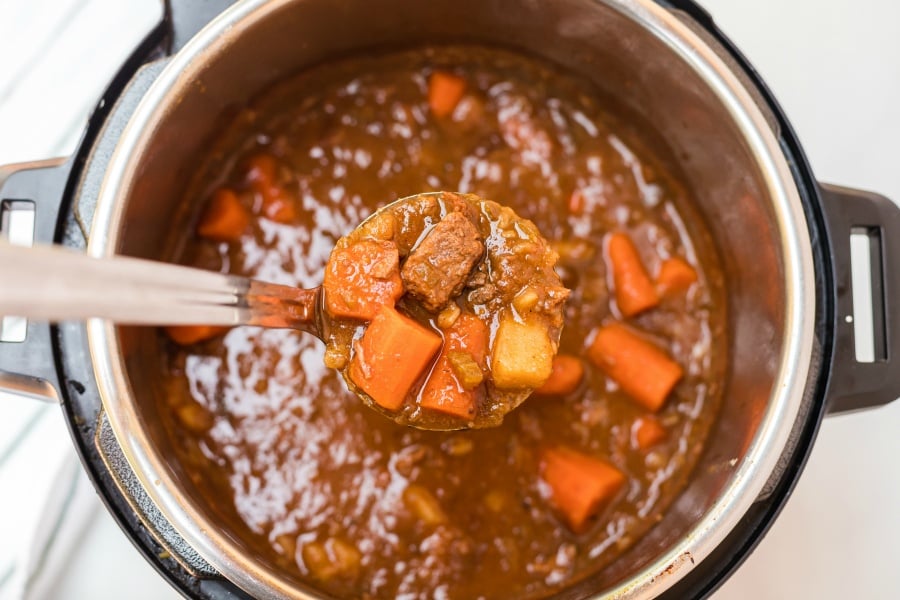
1,0,898,598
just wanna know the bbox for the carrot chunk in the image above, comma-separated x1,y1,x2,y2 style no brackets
324,240,404,320
540,446,625,533
244,153,296,223
349,306,442,411
587,323,683,412
428,71,467,118
535,354,584,396
419,313,489,420
568,190,585,215
419,358,470,418
656,257,698,298
261,189,296,223
606,232,660,317
196,188,249,242
632,416,667,450
245,153,278,184
445,313,488,364
164,325,230,345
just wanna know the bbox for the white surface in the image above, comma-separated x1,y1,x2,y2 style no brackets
0,1,171,599
0,1,898,599
704,2,900,599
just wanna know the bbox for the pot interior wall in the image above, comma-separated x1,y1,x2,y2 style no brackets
116,0,786,594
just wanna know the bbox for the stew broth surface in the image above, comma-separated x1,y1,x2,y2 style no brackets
159,46,726,599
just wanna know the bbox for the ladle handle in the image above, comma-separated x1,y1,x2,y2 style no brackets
0,158,71,401
0,241,320,333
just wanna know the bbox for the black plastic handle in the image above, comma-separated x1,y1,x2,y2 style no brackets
0,159,73,401
820,182,900,413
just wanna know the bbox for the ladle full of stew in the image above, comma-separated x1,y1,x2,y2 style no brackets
0,191,568,430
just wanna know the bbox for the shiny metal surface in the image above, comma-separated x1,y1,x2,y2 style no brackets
85,0,816,598
0,241,318,331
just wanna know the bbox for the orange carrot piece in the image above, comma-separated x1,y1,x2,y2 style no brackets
164,325,230,346
428,71,467,118
419,357,469,418
324,240,404,320
535,354,584,396
261,189,297,223
568,190,585,215
606,232,660,317
445,313,489,364
196,188,249,242
244,153,296,223
245,153,278,184
632,416,667,450
540,446,625,533
419,313,489,419
349,306,442,411
656,257,698,298
587,323,683,412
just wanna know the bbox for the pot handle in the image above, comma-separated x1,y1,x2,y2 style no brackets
0,159,72,402
820,182,900,414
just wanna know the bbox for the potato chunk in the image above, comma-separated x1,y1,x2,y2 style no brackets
403,483,448,526
301,538,362,581
491,316,554,389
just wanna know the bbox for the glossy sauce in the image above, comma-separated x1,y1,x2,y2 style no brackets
159,46,726,598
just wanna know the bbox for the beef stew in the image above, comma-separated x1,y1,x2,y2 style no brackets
158,45,726,599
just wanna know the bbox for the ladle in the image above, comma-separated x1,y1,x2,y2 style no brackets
0,192,565,430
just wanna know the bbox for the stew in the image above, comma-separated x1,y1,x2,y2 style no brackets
322,191,568,429
158,45,726,599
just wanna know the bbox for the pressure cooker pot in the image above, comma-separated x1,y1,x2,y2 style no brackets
1,0,898,598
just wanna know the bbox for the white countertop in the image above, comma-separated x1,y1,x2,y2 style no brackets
1,1,898,599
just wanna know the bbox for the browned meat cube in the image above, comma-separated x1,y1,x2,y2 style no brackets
441,191,482,224
401,211,485,312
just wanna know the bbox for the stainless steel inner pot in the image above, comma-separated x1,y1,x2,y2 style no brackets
85,0,817,597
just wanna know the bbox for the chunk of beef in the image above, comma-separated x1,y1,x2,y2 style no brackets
466,269,488,288
401,212,485,312
467,283,498,306
440,191,482,225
